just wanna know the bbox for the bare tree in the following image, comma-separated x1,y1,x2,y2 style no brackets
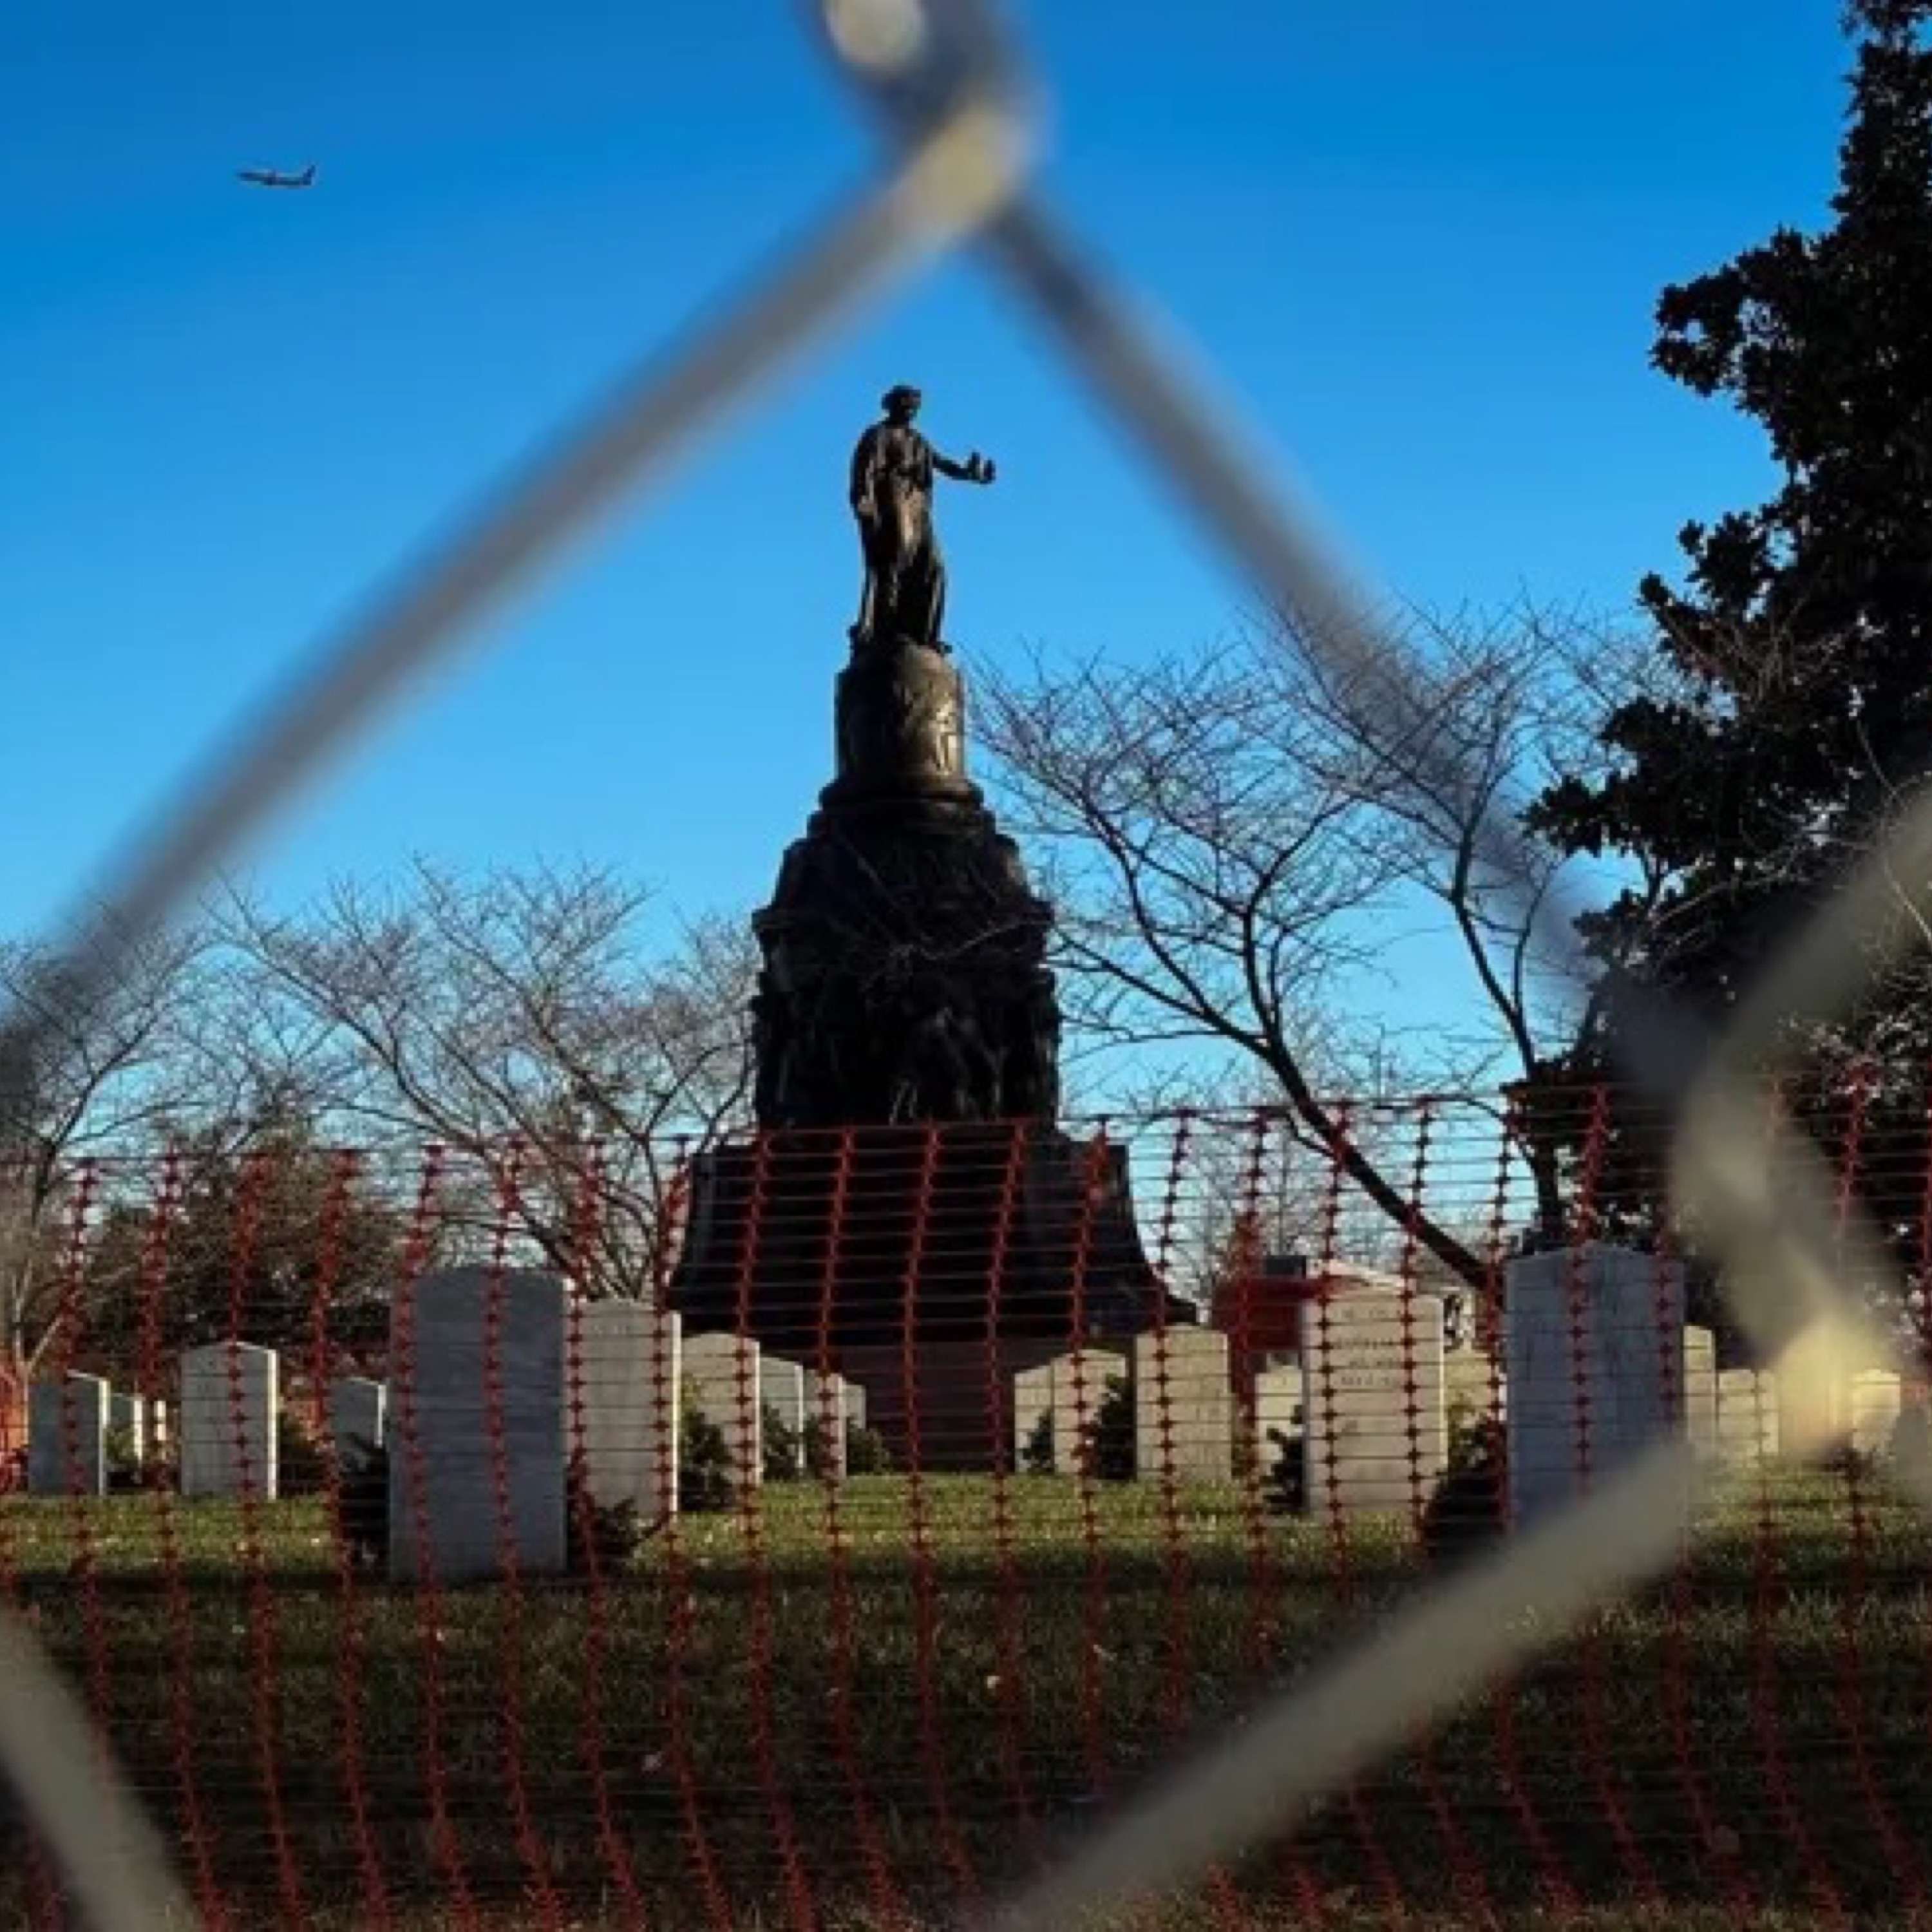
979,603,1641,1285
218,860,756,1298
0,916,239,1370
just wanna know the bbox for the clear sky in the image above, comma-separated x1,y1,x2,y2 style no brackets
2,0,1851,958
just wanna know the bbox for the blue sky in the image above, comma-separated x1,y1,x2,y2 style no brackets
1,1,1850,971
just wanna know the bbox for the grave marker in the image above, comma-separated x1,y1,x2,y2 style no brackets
1305,1287,1446,1520
683,1332,763,1491
28,1374,109,1497
1133,1327,1233,1481
388,1269,566,1583
181,1344,279,1501
573,1303,680,1519
1506,1246,1685,1528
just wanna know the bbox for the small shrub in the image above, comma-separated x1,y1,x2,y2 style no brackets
336,1435,388,1570
1079,1374,1135,1482
277,1408,330,1497
565,1455,647,1573
802,1413,837,1481
104,1422,142,1495
762,1402,802,1483
845,1423,893,1475
1421,1415,1506,1566
679,1394,736,1513
1021,1409,1056,1475
1264,1428,1305,1515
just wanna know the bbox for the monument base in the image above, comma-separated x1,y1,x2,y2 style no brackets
667,1123,1180,1470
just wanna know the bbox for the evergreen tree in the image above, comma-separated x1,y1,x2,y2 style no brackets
1533,2,1932,1258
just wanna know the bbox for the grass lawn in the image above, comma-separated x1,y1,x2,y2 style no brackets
3,1465,1931,1928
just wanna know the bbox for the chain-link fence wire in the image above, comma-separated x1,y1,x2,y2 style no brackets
4,0,1931,1920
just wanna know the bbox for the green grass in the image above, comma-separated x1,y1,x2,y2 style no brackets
3,1466,1931,1928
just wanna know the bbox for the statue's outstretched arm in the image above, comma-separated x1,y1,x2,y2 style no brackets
934,449,996,484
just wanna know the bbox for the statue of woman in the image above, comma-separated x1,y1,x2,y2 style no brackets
849,384,995,650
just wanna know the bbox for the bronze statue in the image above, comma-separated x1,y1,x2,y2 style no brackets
849,384,995,650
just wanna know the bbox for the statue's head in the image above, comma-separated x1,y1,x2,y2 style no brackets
882,383,922,422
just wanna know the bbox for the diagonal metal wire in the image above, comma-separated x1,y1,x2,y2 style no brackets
5,0,1931,1922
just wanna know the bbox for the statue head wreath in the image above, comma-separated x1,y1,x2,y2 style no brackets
881,383,922,413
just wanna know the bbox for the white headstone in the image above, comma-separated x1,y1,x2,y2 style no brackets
1717,1368,1780,1464
180,1343,279,1501
571,1302,680,1520
28,1374,109,1497
1133,1328,1233,1481
683,1332,762,1491
1851,1370,1902,1458
1683,1327,1718,1460
327,1378,388,1464
760,1354,808,1475
806,1370,849,1479
150,1399,169,1450
1305,1287,1447,1520
844,1379,867,1434
388,1269,567,1583
1505,1245,1685,1528
109,1390,147,1463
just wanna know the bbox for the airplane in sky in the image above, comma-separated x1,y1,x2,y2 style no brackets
236,162,317,190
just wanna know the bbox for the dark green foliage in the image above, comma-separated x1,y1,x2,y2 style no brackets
276,1406,330,1497
336,1434,387,1570
1421,1416,1507,1567
1533,1,1932,1235
761,1401,800,1483
1264,1427,1305,1516
844,1423,893,1475
1021,1408,1055,1475
104,1421,142,1495
565,1454,648,1573
79,1119,417,1375
800,1413,836,1481
1079,1373,1135,1482
679,1394,735,1513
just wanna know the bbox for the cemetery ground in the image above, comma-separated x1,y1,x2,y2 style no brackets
6,1466,1932,1928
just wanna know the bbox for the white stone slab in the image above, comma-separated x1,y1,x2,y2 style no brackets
1133,1327,1233,1481
571,1302,679,1519
1304,1289,1446,1518
327,1378,387,1464
760,1354,808,1475
28,1374,109,1497
1506,1245,1685,1528
388,1269,565,1582
683,1332,762,1491
180,1344,279,1501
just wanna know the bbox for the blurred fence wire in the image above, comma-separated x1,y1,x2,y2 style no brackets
6,0,1932,1924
